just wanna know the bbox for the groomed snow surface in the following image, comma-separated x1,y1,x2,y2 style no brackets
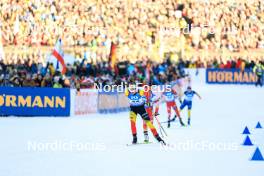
0,85,263,176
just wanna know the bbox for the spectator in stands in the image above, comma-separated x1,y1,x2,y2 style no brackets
0,0,263,60
53,76,62,88
22,74,35,87
253,61,264,87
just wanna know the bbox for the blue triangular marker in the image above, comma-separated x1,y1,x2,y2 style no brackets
256,122,262,129
251,147,264,161
243,135,253,146
242,126,250,134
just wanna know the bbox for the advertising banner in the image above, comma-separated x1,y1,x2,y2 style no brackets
206,69,257,84
0,87,70,116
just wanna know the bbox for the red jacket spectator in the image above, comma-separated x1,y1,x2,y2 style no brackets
219,63,225,69
225,61,232,69
236,59,242,69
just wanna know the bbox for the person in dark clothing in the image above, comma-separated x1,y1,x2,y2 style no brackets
253,62,264,87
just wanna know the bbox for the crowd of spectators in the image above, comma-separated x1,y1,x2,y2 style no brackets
0,0,263,59
0,55,263,88
0,0,264,88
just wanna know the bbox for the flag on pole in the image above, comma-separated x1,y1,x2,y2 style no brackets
108,42,117,71
51,39,66,74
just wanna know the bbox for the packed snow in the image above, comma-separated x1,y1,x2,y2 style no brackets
0,81,263,176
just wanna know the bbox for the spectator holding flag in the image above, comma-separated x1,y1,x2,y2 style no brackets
49,38,66,75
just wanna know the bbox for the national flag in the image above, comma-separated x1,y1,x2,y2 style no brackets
51,39,66,74
108,42,117,71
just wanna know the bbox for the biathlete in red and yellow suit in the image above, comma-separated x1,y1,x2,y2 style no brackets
162,86,185,128
125,87,165,145
142,88,160,142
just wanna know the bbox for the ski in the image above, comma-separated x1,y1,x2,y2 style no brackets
126,142,170,147
161,117,177,123
126,142,153,146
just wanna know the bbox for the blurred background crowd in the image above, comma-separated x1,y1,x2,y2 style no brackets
0,0,264,87
0,57,263,88
1,0,264,50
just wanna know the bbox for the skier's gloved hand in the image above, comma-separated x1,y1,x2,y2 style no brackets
145,102,151,107
179,99,183,104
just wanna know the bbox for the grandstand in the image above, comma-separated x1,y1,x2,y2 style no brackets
0,0,263,99
0,1,264,176
0,0,263,62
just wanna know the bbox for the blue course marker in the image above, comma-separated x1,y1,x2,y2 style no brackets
243,135,253,146
242,126,250,134
256,122,262,129
251,147,264,161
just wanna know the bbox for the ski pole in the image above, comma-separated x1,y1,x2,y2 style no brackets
154,115,168,137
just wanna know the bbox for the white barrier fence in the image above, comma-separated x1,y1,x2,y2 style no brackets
70,69,206,116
